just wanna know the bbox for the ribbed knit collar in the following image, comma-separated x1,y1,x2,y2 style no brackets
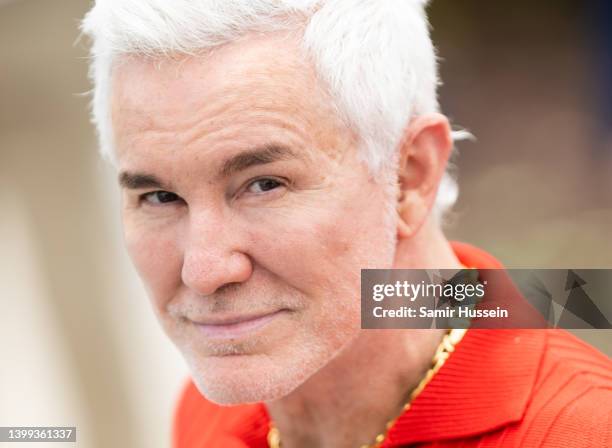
384,242,545,446
384,329,545,446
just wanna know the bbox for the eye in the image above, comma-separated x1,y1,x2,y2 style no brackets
140,190,181,205
245,178,284,194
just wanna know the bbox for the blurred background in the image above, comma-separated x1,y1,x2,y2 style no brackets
1,0,610,447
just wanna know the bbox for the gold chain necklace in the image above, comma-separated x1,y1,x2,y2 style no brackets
267,328,467,448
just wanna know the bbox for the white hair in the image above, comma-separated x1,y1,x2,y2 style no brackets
81,0,462,219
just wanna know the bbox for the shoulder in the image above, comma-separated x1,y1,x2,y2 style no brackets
533,330,611,401
511,330,612,447
172,380,269,448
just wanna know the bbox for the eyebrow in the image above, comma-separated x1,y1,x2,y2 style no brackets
220,144,300,177
118,144,300,190
118,172,168,190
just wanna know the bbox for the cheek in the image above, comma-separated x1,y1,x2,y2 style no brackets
123,218,183,310
249,190,393,298
308,206,391,296
309,190,395,267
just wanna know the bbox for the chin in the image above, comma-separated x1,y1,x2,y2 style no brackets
187,353,314,405
178,312,362,405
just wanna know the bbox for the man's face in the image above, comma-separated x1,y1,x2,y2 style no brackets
112,34,398,404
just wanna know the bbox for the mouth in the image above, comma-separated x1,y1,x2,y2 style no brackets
190,309,289,340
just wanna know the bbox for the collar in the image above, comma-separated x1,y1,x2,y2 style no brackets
383,242,545,446
384,330,545,446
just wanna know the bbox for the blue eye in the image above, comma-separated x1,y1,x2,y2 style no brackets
141,191,180,205
246,178,283,194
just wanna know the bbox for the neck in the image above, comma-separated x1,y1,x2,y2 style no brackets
265,224,461,448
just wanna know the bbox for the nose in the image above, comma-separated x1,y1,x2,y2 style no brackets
181,210,253,296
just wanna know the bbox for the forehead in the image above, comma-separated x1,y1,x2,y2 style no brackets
110,33,347,162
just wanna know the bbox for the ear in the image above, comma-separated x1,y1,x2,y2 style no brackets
396,113,453,239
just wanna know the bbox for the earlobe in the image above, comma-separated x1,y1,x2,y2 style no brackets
396,212,412,238
396,192,428,239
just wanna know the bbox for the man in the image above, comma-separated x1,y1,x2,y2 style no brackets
81,1,611,447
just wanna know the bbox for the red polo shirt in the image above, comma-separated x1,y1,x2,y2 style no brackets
173,243,612,447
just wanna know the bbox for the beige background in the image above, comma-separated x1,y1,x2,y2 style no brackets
1,1,610,447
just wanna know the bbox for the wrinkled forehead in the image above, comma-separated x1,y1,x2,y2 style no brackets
109,32,347,157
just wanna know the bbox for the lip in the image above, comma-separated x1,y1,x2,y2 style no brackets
191,310,288,340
